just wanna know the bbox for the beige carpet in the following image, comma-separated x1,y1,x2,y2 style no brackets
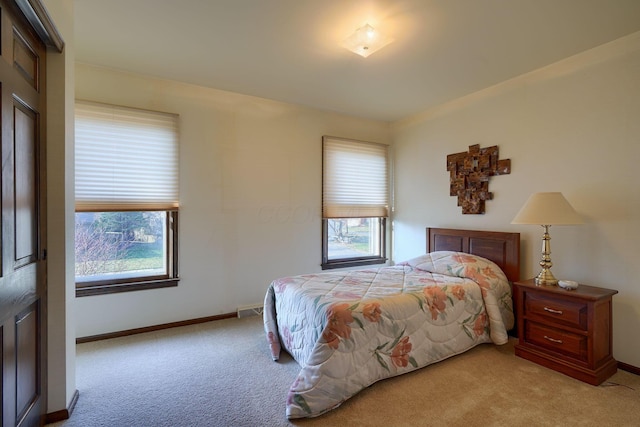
294,337,640,427
49,316,639,427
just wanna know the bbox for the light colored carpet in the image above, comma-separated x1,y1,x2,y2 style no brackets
48,316,640,427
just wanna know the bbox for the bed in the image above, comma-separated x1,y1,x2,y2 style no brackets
263,228,520,419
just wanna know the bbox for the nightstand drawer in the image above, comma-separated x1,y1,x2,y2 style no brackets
524,292,587,330
524,321,587,362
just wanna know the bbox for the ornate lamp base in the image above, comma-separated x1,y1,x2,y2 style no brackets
534,268,558,286
535,225,559,286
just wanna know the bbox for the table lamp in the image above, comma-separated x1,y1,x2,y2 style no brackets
511,192,583,286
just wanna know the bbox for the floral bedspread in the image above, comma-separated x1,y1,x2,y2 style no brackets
263,251,514,419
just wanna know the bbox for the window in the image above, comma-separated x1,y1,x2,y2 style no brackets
322,136,389,269
75,101,179,296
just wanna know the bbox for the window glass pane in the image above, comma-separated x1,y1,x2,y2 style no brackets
327,218,381,260
75,211,167,282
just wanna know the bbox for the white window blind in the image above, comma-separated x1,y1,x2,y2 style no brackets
75,100,179,211
322,136,389,218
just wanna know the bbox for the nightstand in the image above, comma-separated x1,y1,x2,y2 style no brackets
513,279,618,385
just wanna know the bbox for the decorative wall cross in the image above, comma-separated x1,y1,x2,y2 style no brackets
446,144,510,214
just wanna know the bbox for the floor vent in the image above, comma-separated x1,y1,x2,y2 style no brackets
237,304,263,318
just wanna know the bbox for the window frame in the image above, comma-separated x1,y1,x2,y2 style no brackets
74,100,180,296
75,210,179,297
321,135,389,270
321,217,387,270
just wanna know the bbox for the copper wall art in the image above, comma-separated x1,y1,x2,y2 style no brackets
446,144,511,214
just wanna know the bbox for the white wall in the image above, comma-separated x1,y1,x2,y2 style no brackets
44,0,76,415
74,63,392,337
392,32,640,367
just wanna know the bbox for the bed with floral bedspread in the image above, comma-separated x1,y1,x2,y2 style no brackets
263,251,515,419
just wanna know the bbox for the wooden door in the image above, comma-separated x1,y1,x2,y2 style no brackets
0,1,47,426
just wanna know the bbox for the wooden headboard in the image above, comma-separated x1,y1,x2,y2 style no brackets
427,228,520,283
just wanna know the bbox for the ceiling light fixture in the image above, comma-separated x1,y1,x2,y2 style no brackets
342,23,392,58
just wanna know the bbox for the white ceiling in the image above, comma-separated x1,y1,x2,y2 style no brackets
73,0,640,122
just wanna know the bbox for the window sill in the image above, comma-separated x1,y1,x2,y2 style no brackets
76,277,179,297
321,257,387,270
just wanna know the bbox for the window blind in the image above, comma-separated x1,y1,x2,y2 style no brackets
75,100,179,211
322,136,389,218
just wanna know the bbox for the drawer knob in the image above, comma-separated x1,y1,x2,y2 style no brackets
543,307,563,315
544,335,563,344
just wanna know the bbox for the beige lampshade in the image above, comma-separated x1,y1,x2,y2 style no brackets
511,192,584,225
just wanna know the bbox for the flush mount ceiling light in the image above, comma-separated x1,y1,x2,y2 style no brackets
342,23,392,58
